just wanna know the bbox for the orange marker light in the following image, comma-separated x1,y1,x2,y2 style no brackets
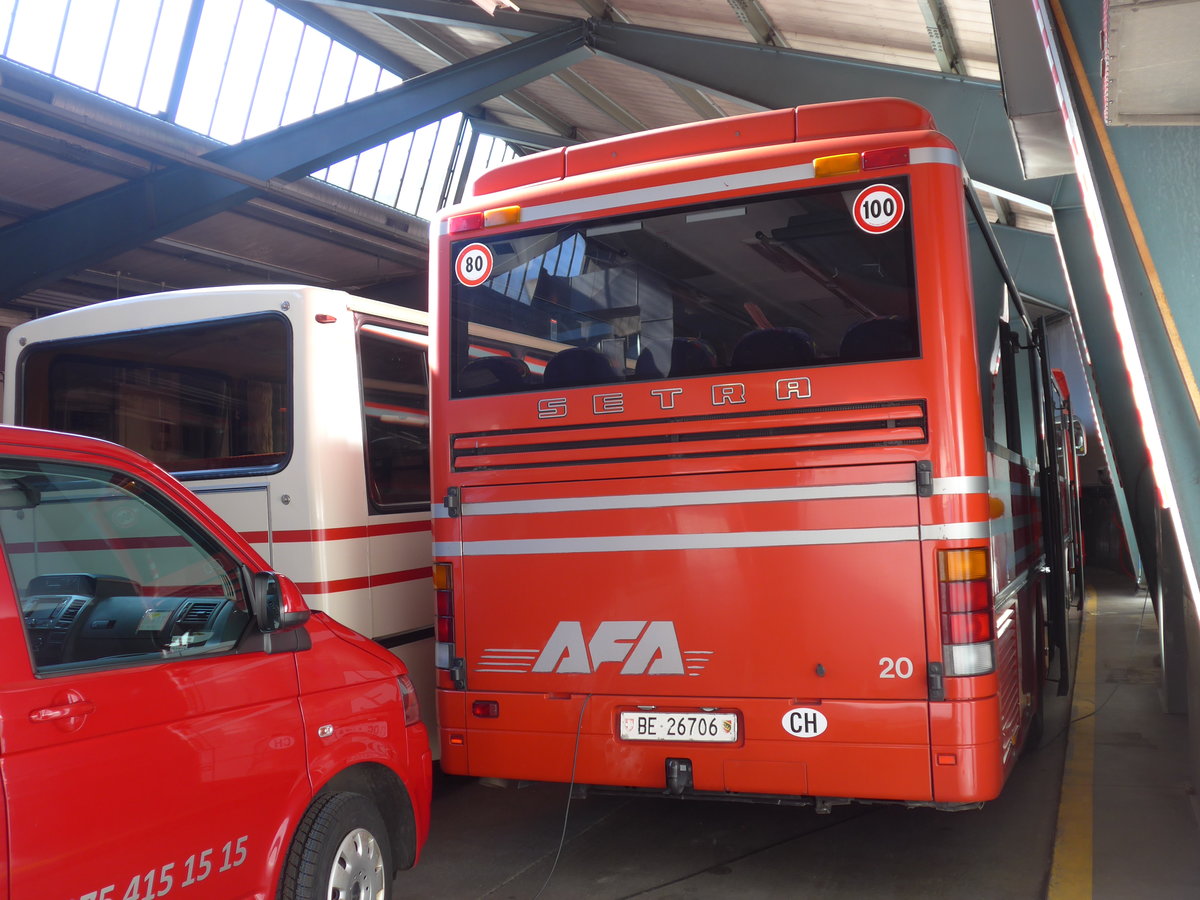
483,205,521,227
813,153,861,177
432,562,452,590
938,548,988,582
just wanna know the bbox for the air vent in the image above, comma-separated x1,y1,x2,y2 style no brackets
180,601,219,626
452,399,928,473
56,597,87,625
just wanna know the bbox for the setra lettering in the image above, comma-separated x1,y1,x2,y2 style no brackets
535,380,812,419
537,397,568,419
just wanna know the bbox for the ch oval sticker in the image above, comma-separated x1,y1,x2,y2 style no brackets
781,707,828,738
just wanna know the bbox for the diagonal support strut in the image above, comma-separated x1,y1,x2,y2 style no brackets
0,20,590,303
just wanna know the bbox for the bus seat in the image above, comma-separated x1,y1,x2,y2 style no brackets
543,347,617,388
633,352,662,379
839,316,916,362
668,337,718,376
634,338,718,379
459,356,531,395
730,327,814,371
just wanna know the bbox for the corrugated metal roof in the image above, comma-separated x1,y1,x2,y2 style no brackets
282,0,1052,223
286,0,1007,141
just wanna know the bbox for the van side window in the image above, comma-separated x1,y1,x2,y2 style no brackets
358,326,430,511
0,460,251,672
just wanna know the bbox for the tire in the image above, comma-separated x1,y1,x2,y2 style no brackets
279,791,392,900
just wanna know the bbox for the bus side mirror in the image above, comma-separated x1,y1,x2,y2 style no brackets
1072,418,1087,456
251,572,311,633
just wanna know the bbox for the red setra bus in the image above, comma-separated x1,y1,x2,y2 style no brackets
428,98,1081,809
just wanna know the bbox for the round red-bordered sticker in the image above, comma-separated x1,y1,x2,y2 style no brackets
455,242,494,287
852,184,905,234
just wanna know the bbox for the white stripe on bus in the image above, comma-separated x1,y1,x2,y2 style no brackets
433,521,991,557
435,481,916,518
519,163,818,224
931,476,990,495
439,147,961,234
436,527,917,556
432,477,996,519
921,522,992,540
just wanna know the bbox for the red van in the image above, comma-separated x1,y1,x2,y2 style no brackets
0,425,431,899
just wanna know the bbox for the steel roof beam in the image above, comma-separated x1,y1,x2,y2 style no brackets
587,18,1060,205
916,0,964,75
988,191,1016,227
572,0,725,120
727,0,789,48
502,34,646,132
0,21,591,303
379,8,643,134
292,0,572,37
276,1,576,136
467,117,579,149
272,0,428,79
389,18,577,136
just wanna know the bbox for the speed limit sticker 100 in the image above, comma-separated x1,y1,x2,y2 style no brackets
852,184,905,234
455,243,494,287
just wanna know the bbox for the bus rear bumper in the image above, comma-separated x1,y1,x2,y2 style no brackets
438,691,1008,805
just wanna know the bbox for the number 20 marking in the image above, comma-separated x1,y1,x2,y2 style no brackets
879,656,914,679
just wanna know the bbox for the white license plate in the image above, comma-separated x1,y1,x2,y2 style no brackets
618,711,739,743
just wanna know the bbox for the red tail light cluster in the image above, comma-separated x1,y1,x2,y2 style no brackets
938,549,996,676
433,563,463,689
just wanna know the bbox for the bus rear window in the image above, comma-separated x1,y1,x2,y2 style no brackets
17,314,290,476
450,178,918,398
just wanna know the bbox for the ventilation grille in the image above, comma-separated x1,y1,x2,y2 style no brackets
56,597,87,625
452,400,927,473
180,600,220,626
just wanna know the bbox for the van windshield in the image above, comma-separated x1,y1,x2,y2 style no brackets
449,177,918,398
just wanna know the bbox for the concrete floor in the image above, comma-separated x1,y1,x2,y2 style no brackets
399,570,1199,899
1083,572,1200,899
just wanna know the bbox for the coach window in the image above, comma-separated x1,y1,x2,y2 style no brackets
358,325,430,511
449,178,919,397
19,314,290,476
0,459,251,672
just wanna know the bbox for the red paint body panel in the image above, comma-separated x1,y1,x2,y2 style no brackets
0,425,431,899
432,99,1079,808
441,692,933,802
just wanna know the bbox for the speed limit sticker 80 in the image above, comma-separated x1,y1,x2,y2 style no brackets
852,184,905,234
455,243,494,287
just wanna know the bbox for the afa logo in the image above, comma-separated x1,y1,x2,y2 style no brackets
529,620,712,675
475,621,713,676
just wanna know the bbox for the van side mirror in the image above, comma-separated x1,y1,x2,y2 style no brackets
1071,417,1087,456
251,572,311,634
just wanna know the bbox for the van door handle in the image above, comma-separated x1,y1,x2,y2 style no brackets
30,697,95,723
29,688,95,733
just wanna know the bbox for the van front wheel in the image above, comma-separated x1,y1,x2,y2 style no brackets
280,791,392,900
